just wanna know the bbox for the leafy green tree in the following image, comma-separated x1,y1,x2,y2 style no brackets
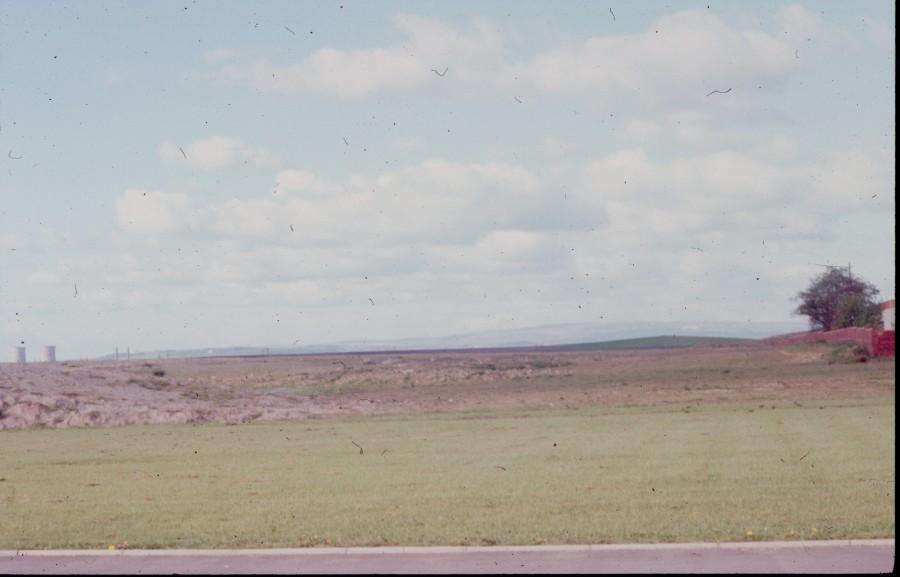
834,293,882,329
794,268,880,331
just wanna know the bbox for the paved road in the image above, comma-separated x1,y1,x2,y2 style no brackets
0,540,893,574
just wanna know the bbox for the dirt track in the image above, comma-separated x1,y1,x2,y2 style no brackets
0,343,894,430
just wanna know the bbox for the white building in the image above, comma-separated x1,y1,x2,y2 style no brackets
881,300,895,331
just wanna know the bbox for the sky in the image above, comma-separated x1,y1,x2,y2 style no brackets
0,0,895,360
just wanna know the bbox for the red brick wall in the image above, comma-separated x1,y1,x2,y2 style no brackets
873,331,895,357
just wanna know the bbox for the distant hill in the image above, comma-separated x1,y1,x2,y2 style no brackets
99,332,764,361
95,320,805,360
547,335,753,351
315,320,802,352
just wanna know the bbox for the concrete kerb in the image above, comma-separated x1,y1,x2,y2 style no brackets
1,539,893,557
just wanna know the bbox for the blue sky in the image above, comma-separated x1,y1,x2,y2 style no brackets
1,0,895,359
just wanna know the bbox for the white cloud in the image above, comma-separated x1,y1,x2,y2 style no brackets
805,146,896,208
751,134,799,163
115,189,193,234
624,119,661,143
431,229,569,274
274,169,333,195
576,145,894,247
107,144,892,324
122,141,895,253
203,48,235,63
27,270,60,285
522,10,795,102
221,10,796,105
625,109,794,153
223,14,504,99
208,159,545,244
776,4,850,52
863,15,895,55
210,197,282,237
160,136,269,169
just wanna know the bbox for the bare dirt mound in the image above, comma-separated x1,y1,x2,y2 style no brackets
0,361,395,430
0,343,893,430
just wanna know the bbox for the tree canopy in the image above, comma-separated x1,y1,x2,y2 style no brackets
794,268,881,331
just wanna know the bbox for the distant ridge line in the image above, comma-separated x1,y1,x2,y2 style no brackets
99,335,757,362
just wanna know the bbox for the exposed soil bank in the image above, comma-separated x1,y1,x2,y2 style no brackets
1,343,893,430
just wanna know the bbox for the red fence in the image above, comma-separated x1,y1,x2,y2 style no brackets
765,328,896,357
873,331,895,356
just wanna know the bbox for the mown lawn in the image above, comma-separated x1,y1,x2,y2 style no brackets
0,400,894,549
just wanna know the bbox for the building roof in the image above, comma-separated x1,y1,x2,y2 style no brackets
880,299,895,310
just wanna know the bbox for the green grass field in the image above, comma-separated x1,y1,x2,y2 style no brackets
1,400,893,549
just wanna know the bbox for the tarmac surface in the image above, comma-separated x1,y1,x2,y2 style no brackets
0,540,893,574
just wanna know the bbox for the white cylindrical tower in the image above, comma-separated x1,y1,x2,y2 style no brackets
42,345,57,363
13,346,26,363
